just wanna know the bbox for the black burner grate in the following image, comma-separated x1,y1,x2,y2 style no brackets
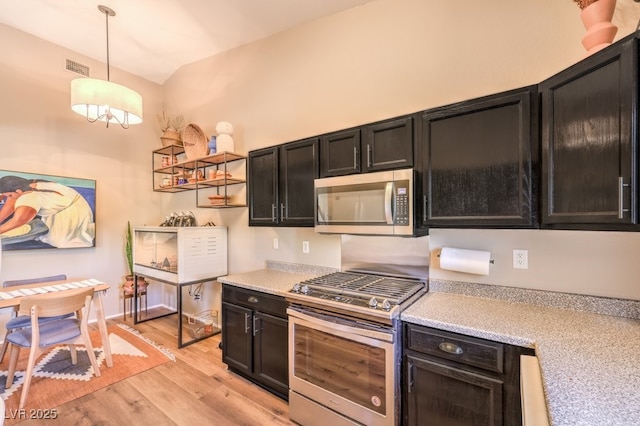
299,272,424,304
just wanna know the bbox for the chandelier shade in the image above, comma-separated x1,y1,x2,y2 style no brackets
71,78,143,126
70,5,142,128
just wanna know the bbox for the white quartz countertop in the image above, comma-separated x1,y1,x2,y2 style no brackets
402,292,640,426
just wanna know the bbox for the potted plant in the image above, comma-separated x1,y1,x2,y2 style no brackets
157,112,185,147
124,221,147,295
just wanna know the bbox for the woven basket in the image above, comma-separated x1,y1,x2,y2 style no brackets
182,124,209,159
160,130,182,147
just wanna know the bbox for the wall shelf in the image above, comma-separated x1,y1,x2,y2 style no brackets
152,145,247,208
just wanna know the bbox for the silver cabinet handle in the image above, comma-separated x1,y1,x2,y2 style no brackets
407,361,414,394
244,313,251,334
423,195,428,222
253,316,259,336
281,203,285,220
247,296,258,303
271,204,276,222
618,176,630,219
439,342,463,355
367,144,372,167
353,146,358,170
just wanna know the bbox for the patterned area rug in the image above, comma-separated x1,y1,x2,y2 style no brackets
0,324,174,423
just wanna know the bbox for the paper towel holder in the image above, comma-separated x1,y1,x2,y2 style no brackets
436,252,495,264
437,247,495,276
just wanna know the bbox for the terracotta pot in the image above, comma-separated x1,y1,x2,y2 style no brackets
123,275,148,295
580,0,618,56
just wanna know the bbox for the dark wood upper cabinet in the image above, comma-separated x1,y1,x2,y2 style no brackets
248,147,279,226
419,85,539,229
362,115,415,173
319,128,361,177
279,138,319,226
540,34,638,230
320,116,415,178
248,138,318,227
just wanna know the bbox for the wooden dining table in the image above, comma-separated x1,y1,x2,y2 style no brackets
0,277,113,368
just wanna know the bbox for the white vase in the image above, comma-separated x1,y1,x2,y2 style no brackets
216,134,234,153
216,121,235,153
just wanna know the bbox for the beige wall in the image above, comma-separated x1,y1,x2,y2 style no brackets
2,0,640,325
0,23,165,317
162,0,640,301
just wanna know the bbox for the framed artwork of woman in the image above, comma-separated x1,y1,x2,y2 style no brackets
0,170,96,250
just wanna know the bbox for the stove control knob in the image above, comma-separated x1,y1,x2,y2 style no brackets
301,285,310,295
368,297,378,308
292,283,301,293
381,299,392,311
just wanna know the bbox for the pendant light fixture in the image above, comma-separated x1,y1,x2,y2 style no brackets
70,5,143,128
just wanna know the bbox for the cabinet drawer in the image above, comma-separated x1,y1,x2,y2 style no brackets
406,324,504,373
222,285,288,318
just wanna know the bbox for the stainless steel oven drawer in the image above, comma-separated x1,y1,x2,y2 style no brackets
406,324,505,373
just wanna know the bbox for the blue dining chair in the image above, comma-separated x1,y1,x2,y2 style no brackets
5,287,101,408
0,274,69,363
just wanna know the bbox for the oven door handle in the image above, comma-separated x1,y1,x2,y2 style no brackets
287,307,394,343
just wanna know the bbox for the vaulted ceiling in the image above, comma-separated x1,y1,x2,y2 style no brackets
0,0,376,84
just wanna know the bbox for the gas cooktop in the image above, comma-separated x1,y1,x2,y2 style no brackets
287,271,426,321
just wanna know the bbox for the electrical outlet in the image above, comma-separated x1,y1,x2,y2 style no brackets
273,238,279,250
513,249,528,269
302,240,310,254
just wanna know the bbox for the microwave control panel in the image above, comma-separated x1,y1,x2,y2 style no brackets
395,186,409,225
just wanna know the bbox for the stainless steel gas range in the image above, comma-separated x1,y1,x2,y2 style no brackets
285,235,429,426
288,271,425,324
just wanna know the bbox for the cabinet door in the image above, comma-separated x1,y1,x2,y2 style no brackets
421,86,538,228
221,302,253,376
540,39,637,228
320,128,361,177
253,312,289,398
248,147,279,226
280,138,319,226
405,354,503,426
362,115,414,173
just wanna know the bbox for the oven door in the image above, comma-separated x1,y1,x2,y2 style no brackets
288,306,397,426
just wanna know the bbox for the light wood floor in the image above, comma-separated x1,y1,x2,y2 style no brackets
17,313,295,426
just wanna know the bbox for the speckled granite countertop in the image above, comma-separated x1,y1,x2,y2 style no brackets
217,260,338,296
402,291,640,426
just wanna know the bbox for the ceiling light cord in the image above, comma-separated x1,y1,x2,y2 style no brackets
105,8,110,82
93,5,117,128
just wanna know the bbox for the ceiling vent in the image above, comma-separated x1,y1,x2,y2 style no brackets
66,59,89,76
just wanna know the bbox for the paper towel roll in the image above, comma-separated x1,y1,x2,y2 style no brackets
439,247,491,275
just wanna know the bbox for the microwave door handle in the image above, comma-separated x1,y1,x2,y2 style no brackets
384,182,394,225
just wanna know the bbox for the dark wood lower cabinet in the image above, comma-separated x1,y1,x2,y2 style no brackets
406,354,503,426
403,323,534,426
221,285,289,399
253,311,288,392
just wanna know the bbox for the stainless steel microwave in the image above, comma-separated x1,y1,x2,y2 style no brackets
314,168,414,236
